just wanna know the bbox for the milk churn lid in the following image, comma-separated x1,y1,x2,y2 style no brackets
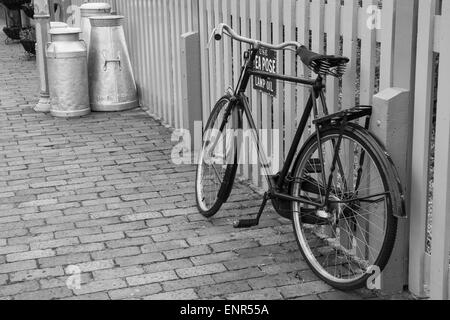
49,27,82,35
80,3,111,17
89,15,124,28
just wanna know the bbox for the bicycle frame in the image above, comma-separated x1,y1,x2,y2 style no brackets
223,46,330,208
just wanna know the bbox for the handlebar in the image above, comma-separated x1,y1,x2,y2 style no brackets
212,23,301,52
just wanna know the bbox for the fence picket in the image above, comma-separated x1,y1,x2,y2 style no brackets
430,0,450,301
342,0,358,109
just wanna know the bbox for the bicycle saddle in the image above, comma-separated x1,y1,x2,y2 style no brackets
296,45,349,78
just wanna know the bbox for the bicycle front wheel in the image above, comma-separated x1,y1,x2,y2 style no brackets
291,125,398,291
195,96,241,218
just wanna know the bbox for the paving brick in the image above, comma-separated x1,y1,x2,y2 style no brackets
227,288,283,300
108,284,163,300
77,260,115,272
143,289,198,300
212,267,266,284
127,270,178,286
7,249,55,262
31,238,79,250
14,287,73,300
120,212,162,222
92,247,141,260
56,243,105,255
10,267,65,283
143,259,193,274
79,232,125,244
176,263,227,279
0,244,29,255
115,252,165,267
73,279,127,296
162,275,215,292
191,252,238,266
63,292,110,300
93,266,145,281
38,253,91,268
0,281,40,297
279,281,334,299
164,245,211,260
106,237,152,249
197,281,252,298
101,221,147,233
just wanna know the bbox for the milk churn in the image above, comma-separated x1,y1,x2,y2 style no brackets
79,3,111,53
88,15,138,112
47,28,91,118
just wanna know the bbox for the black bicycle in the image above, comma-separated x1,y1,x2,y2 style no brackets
195,24,406,291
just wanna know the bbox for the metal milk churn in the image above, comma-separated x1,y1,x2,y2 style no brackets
79,3,111,53
88,15,138,112
47,28,91,118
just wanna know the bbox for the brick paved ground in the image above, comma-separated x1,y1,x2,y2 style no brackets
0,25,412,300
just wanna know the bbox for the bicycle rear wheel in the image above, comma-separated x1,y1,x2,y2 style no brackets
195,96,241,218
291,125,398,291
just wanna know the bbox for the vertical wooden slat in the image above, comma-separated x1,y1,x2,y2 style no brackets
222,0,232,92
360,0,377,105
155,0,164,119
163,0,174,125
206,0,217,110
198,0,211,123
240,0,251,180
214,0,224,99
260,0,271,189
430,0,450,301
272,0,283,172
342,0,358,109
169,0,177,127
296,0,310,140
175,0,184,128
311,0,325,54
147,0,158,116
325,0,341,113
250,0,261,186
409,0,436,298
379,0,396,91
283,0,296,160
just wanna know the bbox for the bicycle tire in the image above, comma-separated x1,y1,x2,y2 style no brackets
195,95,241,218
290,124,398,291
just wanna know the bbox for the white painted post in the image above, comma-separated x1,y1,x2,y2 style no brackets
372,0,418,295
181,31,203,152
430,0,450,301
371,88,410,294
33,0,51,113
409,0,437,298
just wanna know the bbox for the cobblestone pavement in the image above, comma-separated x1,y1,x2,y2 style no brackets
0,28,412,300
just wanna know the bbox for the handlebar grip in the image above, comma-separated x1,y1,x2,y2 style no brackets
214,24,224,41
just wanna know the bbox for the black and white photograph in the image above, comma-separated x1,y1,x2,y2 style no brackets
0,0,448,306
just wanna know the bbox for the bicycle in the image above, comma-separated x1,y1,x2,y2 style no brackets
195,23,406,291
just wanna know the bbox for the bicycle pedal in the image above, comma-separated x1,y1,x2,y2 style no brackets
233,219,259,229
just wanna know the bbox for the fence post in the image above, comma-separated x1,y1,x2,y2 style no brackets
371,0,418,295
33,0,51,113
409,0,436,298
372,88,410,294
430,0,450,301
181,31,203,152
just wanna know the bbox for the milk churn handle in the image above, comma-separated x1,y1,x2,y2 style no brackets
102,50,122,71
